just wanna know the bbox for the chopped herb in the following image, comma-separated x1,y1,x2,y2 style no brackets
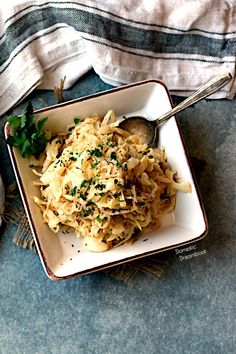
96,215,102,223
110,151,116,160
69,156,77,161
74,118,80,125
116,162,122,168
98,143,104,149
7,101,48,158
80,193,87,201
114,179,118,184
124,164,128,171
70,186,77,196
82,208,92,217
92,161,100,169
80,179,93,188
86,200,95,207
95,183,106,191
88,148,102,157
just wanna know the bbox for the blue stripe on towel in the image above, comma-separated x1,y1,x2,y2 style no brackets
1,6,235,70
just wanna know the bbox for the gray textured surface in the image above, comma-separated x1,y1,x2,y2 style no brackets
0,70,235,354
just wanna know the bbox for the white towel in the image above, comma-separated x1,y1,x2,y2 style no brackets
0,0,235,116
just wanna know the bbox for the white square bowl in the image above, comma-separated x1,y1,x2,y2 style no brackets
5,80,208,280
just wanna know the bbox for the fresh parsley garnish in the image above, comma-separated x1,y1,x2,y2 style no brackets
92,161,100,169
80,193,87,201
116,162,122,168
70,186,77,196
96,215,102,223
7,102,48,158
86,200,95,207
95,183,106,191
80,179,93,188
110,151,116,160
69,156,77,161
96,215,108,223
88,148,102,157
83,210,90,217
74,117,80,125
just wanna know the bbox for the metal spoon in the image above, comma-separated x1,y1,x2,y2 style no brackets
119,72,232,146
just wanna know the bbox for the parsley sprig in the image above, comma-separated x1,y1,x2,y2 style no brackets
7,102,48,158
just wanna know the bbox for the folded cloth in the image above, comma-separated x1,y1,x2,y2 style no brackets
0,0,235,116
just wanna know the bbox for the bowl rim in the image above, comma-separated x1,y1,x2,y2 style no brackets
4,79,208,280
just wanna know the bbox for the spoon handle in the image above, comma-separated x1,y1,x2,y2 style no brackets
155,72,232,125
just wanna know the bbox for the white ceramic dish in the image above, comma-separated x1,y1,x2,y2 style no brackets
5,80,208,280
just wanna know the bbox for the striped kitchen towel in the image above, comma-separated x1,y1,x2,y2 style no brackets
0,0,235,116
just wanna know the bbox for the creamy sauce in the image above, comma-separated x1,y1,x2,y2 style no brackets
121,118,152,144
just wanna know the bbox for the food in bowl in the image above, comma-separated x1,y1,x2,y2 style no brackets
32,110,191,252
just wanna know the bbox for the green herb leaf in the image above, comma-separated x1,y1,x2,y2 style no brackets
95,183,106,191
80,179,93,188
74,118,80,125
96,215,102,223
37,117,48,131
25,101,34,127
20,114,27,128
21,139,31,157
7,115,21,129
80,193,87,201
83,209,90,217
69,156,77,161
116,162,122,168
110,151,116,160
92,161,100,169
7,101,48,158
86,200,95,207
88,148,102,158
70,186,77,196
